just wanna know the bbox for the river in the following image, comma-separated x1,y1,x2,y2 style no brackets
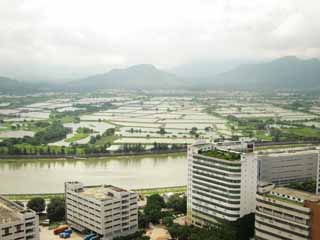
0,153,187,194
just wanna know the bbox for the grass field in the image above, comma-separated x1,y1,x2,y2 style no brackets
65,133,89,142
282,127,320,138
4,185,187,201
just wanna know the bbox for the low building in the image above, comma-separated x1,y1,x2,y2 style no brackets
65,182,138,240
255,184,320,240
0,195,39,240
187,141,257,227
257,147,320,194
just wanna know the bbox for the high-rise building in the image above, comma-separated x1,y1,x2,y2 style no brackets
0,195,39,240
257,147,320,194
65,182,138,240
255,183,320,240
187,141,257,227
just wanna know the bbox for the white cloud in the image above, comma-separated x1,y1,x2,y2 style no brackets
0,0,319,80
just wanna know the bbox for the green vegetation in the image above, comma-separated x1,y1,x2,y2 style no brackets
226,116,274,141
200,149,241,160
6,193,64,201
265,194,303,206
47,197,65,222
114,230,149,240
65,133,88,142
270,127,320,142
166,194,187,213
167,213,254,240
133,186,186,196
27,197,46,213
5,185,186,201
287,179,316,193
142,194,166,224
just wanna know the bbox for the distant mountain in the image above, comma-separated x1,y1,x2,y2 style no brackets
67,64,182,91
0,76,39,94
201,56,320,90
171,60,248,79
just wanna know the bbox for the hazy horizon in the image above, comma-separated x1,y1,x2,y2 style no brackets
1,0,320,82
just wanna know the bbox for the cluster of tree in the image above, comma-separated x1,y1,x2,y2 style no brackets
77,127,94,134
158,127,167,135
227,115,274,131
138,193,254,240
287,179,316,193
166,194,187,213
32,121,70,144
168,213,254,240
152,142,169,150
122,143,146,152
27,197,46,213
113,230,149,240
88,128,115,145
129,128,143,133
47,198,65,222
0,121,69,147
139,193,186,228
140,194,166,226
189,127,198,137
26,197,65,222
50,102,113,122
269,127,320,142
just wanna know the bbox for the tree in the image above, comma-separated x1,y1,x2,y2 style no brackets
143,194,165,224
47,198,65,222
89,136,96,144
159,127,166,135
288,179,316,193
27,197,46,213
166,194,187,214
162,216,174,227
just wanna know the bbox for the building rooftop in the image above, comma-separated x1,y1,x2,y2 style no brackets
257,147,319,156
78,185,128,200
271,187,320,203
0,197,22,224
199,148,241,161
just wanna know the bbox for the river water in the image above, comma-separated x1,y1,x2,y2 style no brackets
0,153,187,194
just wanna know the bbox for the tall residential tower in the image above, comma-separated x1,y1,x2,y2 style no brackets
187,141,257,226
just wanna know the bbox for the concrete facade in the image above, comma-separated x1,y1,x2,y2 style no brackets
257,147,320,194
0,195,39,240
255,185,320,240
65,182,138,240
187,141,257,227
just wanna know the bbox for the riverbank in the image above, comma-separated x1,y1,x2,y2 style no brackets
4,185,187,201
0,151,186,162
0,149,187,161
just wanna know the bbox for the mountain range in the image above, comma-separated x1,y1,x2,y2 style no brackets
201,56,320,90
1,56,320,93
65,64,182,91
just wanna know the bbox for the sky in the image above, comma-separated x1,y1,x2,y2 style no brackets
0,0,320,81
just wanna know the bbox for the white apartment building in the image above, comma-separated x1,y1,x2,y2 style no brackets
0,195,39,240
65,182,138,240
187,141,257,227
255,184,320,240
257,147,320,194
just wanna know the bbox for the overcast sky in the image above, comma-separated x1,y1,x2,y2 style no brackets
0,0,319,81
